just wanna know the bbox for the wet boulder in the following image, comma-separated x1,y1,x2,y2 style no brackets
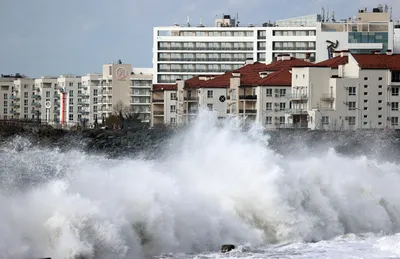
221,244,235,253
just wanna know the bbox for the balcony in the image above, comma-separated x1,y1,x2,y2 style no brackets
158,58,250,62
239,109,257,114
11,95,20,100
153,111,164,116
33,103,41,108
288,94,308,102
78,101,90,106
32,94,41,99
321,93,334,102
158,47,253,51
152,99,164,103
273,47,316,51
10,103,20,107
239,95,257,101
285,109,308,115
78,92,90,97
188,109,198,114
184,96,199,101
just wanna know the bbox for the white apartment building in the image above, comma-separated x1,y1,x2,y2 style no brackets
34,76,60,123
153,5,395,84
81,73,102,125
57,75,83,126
293,50,400,130
151,51,400,131
13,77,36,120
151,56,310,127
131,68,152,122
0,75,19,120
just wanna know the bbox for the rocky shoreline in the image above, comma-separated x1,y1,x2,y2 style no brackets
1,123,399,162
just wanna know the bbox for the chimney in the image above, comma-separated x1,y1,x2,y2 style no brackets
276,55,283,61
386,49,393,55
259,72,268,78
333,51,340,58
340,50,349,57
245,58,254,65
282,55,291,61
232,72,240,77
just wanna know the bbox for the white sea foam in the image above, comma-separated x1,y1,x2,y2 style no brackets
0,111,400,258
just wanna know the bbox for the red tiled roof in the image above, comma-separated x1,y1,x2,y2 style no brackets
258,69,292,86
352,54,400,70
184,75,219,88
152,84,177,91
264,57,314,70
315,56,349,68
197,62,270,88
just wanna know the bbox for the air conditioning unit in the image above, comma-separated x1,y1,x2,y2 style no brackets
275,94,279,97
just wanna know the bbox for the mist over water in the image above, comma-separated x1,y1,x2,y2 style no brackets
1,111,400,258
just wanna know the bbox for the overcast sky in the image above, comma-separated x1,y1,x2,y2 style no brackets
1,0,398,77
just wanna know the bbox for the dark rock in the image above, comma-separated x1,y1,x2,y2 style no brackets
221,244,235,253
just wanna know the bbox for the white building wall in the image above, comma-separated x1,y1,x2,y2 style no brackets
34,77,58,123
164,90,178,125
198,88,227,117
394,28,400,53
13,78,36,120
130,68,153,123
0,78,15,119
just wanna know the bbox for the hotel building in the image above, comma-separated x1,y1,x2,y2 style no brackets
153,5,395,84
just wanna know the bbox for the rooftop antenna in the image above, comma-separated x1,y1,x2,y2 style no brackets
332,10,335,22
200,17,203,26
326,8,330,22
321,7,325,22
390,6,393,21
187,16,190,27
236,13,240,27
385,4,389,13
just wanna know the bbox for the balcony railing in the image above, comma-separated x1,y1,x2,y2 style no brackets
239,95,257,100
321,93,335,102
287,94,308,102
158,47,253,51
239,109,257,114
158,58,249,62
152,99,164,103
280,123,309,129
285,109,308,114
184,97,199,101
273,47,316,51
153,111,164,115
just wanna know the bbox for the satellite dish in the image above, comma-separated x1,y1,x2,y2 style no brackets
45,101,51,109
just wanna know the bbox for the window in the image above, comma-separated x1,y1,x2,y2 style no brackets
378,100,382,103
378,92,382,95
93,97,98,104
69,114,73,121
69,82,73,87
379,107,382,110
24,100,28,106
349,87,356,95
207,104,213,111
364,100,368,103
392,87,399,96
266,89,272,97
322,116,329,125
364,77,368,80
24,107,28,114
279,103,286,111
348,101,356,110
379,85,383,88
207,90,213,98
279,89,286,97
266,116,272,124
379,77,383,81
266,102,272,110
69,98,73,104
170,92,177,100
69,90,73,97
170,117,176,124
4,94,7,99
378,115,382,118
24,92,28,98
279,117,285,125
93,89,98,96
348,117,356,126
69,106,73,113
378,122,382,125
364,107,368,110
392,117,399,126
364,115,368,118
46,91,50,98
364,92,368,95
3,101,7,107
170,105,176,112
364,85,368,88
391,102,399,111
3,108,7,114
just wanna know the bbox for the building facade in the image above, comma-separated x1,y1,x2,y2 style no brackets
153,5,395,84
151,51,400,131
